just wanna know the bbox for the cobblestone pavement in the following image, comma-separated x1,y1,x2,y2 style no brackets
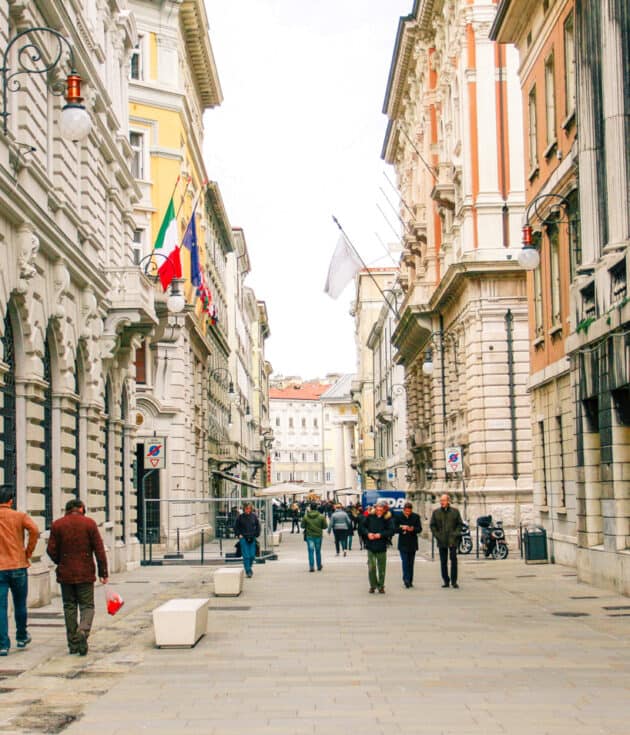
1,529,629,735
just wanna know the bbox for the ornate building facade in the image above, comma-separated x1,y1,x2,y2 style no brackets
0,0,142,603
382,0,533,535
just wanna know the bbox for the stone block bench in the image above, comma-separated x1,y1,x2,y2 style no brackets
152,598,209,648
213,566,244,597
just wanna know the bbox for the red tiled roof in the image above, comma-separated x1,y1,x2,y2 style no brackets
269,381,330,401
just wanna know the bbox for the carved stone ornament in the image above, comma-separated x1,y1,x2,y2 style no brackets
53,259,71,319
16,223,39,292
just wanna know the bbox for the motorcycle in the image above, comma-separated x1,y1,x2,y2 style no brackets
458,521,473,554
477,515,509,560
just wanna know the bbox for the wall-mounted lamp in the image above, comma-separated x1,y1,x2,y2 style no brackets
518,192,577,271
386,383,406,406
1,28,91,143
138,253,186,314
422,348,434,376
209,367,235,398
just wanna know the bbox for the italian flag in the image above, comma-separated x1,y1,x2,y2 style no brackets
154,198,181,290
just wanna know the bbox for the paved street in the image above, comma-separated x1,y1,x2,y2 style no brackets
1,530,629,735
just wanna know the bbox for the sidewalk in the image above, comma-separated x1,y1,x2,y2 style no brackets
1,528,629,734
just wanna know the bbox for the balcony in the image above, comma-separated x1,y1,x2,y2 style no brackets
106,267,157,331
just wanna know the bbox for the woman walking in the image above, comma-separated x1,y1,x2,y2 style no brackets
329,504,352,556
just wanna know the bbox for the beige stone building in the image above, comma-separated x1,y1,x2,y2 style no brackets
351,269,408,493
382,0,533,535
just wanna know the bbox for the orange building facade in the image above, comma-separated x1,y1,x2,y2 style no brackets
492,0,580,567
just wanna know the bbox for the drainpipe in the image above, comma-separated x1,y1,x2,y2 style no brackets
505,309,518,480
439,315,447,425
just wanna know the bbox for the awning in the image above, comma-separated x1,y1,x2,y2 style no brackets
254,481,324,497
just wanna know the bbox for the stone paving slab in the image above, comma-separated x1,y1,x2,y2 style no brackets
1,529,629,734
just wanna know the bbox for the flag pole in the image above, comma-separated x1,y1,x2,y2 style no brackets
332,216,400,320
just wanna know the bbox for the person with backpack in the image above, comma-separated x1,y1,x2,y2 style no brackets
301,502,328,572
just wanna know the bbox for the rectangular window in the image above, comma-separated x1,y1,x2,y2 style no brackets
557,415,566,508
539,420,548,506
275,416,280,427
564,12,576,118
544,53,556,147
302,452,306,461
313,417,318,428
301,417,306,428
132,228,144,265
528,86,538,171
135,339,147,384
325,471,331,482
313,452,318,462
130,131,145,179
130,36,144,80
567,189,581,278
534,256,544,338
549,225,561,326
288,417,293,429
276,472,281,482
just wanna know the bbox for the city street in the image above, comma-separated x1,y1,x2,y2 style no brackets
1,530,629,735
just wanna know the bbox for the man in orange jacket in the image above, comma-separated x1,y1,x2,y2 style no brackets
0,486,40,656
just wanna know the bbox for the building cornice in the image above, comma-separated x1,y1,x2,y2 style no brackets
490,0,538,43
179,0,223,109
391,305,433,366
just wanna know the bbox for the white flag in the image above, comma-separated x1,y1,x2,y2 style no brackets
324,234,363,299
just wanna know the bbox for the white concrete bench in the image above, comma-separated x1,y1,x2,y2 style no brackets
213,566,244,597
152,598,209,648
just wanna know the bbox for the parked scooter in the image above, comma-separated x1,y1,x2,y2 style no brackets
458,521,473,554
477,515,509,560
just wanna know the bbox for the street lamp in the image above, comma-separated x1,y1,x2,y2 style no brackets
1,28,91,142
518,192,576,271
137,253,186,314
422,348,434,376
209,367,235,398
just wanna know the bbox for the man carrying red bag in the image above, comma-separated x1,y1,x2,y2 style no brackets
47,499,108,656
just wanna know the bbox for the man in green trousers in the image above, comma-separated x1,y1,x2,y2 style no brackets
359,501,394,594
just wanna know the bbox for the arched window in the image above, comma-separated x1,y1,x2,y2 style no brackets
42,337,53,529
1,312,17,501
104,377,112,522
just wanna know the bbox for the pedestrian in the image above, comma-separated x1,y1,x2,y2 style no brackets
0,486,40,657
395,502,422,588
289,501,301,534
429,494,463,588
328,504,352,556
301,502,328,572
233,502,260,578
46,499,108,656
359,501,394,594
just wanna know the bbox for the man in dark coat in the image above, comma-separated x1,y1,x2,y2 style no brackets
395,501,422,588
233,502,261,578
46,499,108,655
430,494,463,588
359,501,394,594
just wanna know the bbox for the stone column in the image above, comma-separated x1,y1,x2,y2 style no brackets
335,422,345,491
601,0,629,250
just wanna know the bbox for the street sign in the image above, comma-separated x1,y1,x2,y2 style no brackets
445,446,462,474
145,438,166,469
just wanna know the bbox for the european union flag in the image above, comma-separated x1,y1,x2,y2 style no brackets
182,209,201,287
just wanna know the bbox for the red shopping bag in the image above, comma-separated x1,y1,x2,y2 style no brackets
104,585,124,616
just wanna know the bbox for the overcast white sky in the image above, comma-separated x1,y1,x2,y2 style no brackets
203,0,409,379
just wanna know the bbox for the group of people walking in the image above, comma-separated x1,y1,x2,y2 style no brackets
1,488,464,659
296,493,463,593
0,486,108,658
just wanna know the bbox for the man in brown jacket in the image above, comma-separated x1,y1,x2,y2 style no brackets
47,499,108,655
0,486,40,656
